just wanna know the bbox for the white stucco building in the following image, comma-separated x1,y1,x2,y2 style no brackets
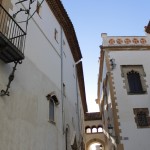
97,23,150,150
0,0,87,150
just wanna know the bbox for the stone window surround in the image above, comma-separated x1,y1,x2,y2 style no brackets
46,92,59,124
120,65,147,94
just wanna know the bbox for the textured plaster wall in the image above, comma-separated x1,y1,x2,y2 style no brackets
0,0,84,150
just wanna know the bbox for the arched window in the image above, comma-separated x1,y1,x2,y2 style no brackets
98,126,103,133
127,70,143,93
85,127,91,133
92,126,97,133
46,93,59,122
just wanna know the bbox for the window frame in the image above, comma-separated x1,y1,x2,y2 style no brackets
121,65,147,95
133,108,150,128
127,70,145,94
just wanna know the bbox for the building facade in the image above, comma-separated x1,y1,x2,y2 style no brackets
84,112,105,150
0,0,87,150
97,24,150,150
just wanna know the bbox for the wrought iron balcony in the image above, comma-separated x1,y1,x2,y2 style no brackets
0,4,26,63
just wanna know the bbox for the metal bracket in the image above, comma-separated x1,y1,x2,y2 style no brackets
0,61,22,96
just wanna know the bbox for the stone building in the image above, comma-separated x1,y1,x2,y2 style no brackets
0,0,87,150
97,23,150,150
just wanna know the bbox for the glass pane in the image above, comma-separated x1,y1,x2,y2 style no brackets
49,99,54,121
127,71,143,93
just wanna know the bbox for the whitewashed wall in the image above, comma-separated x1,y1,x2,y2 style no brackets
0,0,84,150
109,50,150,150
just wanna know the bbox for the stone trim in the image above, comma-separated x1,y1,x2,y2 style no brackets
105,52,124,150
121,65,148,94
101,45,150,51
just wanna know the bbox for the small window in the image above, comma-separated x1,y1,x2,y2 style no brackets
46,93,59,123
137,111,148,127
54,28,58,42
133,108,150,128
98,126,103,133
63,83,66,96
85,127,91,133
92,127,97,133
49,98,55,122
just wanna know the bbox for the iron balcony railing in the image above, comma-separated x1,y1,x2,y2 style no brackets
0,4,26,63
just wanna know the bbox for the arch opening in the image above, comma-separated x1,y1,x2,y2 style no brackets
89,142,104,150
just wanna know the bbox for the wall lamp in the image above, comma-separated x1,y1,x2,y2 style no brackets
108,124,113,135
108,124,120,144
110,58,116,70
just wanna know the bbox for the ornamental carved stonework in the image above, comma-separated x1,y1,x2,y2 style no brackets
132,38,139,44
140,38,147,44
109,39,115,45
108,37,147,45
124,38,131,44
116,38,123,44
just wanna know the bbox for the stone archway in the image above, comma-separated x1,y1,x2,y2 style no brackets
84,112,106,150
86,138,105,150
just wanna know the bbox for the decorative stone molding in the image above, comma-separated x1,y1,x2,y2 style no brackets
124,38,131,44
109,39,115,45
116,38,123,44
105,52,123,146
120,65,148,94
108,37,147,46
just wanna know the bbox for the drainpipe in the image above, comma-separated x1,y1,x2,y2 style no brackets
60,26,65,135
75,60,82,148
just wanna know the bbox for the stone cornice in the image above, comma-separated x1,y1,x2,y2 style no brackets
101,45,150,51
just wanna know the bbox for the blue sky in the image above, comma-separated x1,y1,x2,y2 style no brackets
61,0,150,112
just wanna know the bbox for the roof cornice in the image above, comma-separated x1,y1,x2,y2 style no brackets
76,62,88,113
101,45,150,51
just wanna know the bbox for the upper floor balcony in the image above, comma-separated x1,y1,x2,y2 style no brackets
0,4,26,63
